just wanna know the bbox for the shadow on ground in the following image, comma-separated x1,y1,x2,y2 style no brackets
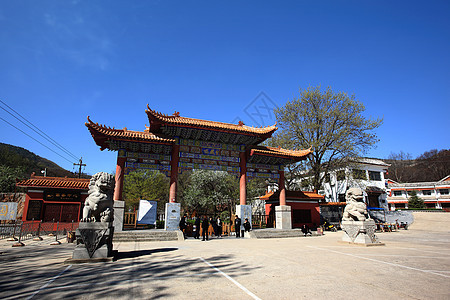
0,244,260,299
114,247,178,261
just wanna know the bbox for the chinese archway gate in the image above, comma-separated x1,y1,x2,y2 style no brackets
86,105,311,231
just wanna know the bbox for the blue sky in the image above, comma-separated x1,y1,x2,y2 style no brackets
1,1,449,175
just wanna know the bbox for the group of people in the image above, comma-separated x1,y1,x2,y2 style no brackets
234,215,251,238
178,214,251,240
180,214,223,241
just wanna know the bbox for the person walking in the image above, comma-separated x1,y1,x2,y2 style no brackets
209,217,217,237
234,215,241,238
216,216,222,237
243,218,251,237
194,215,201,239
179,214,187,239
202,216,209,241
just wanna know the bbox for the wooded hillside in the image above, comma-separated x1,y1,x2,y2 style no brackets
385,149,450,183
0,143,75,192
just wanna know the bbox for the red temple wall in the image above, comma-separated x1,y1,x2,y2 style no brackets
22,190,87,223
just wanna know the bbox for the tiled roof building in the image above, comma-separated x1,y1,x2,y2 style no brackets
386,176,450,210
16,174,89,223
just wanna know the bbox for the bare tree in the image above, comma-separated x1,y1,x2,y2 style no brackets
387,151,412,182
273,86,383,192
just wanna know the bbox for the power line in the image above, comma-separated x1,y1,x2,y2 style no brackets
0,116,74,164
0,99,79,161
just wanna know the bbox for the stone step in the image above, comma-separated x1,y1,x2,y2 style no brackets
113,230,182,242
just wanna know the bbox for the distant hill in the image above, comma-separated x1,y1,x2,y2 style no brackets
0,142,75,178
385,149,450,183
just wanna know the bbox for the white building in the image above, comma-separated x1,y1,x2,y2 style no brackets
319,158,390,208
386,176,450,210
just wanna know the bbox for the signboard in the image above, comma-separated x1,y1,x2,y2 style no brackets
44,190,81,202
137,200,157,225
0,202,18,221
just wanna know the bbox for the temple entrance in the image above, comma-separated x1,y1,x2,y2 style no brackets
368,193,381,208
85,105,311,231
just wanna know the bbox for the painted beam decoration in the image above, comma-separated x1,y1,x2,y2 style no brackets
178,138,242,174
117,142,285,178
119,149,171,175
246,163,281,179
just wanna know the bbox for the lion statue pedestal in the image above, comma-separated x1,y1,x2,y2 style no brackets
340,188,384,246
67,172,116,263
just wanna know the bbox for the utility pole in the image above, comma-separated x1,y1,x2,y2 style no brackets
73,157,86,178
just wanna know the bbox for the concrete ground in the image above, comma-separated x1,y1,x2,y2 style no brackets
1,213,449,300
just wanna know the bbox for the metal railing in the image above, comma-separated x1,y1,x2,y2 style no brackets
0,222,19,240
0,220,79,246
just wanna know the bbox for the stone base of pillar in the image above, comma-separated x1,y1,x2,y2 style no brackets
113,200,125,232
164,202,181,231
275,205,292,229
341,219,384,245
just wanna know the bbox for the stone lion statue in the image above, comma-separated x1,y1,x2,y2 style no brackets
342,188,369,221
81,172,115,223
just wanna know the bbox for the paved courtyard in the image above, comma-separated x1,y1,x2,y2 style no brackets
1,214,449,300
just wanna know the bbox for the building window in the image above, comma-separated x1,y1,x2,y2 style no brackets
393,190,402,197
352,169,367,180
426,202,436,209
422,190,432,196
439,189,449,195
368,171,381,181
336,170,346,181
325,173,331,183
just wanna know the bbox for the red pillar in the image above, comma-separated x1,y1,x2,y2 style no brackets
169,144,180,203
239,151,247,205
279,170,286,206
114,156,126,201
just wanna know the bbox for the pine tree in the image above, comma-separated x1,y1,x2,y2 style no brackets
408,191,425,209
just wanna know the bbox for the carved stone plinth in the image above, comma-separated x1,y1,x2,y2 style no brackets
113,200,125,232
341,219,384,246
71,222,114,261
164,202,180,231
275,205,292,229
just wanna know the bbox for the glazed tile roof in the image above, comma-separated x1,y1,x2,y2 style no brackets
85,116,175,150
146,105,278,136
250,146,311,160
260,190,324,201
17,175,90,190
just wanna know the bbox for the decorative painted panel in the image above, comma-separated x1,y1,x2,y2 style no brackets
120,150,171,176
178,138,243,174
